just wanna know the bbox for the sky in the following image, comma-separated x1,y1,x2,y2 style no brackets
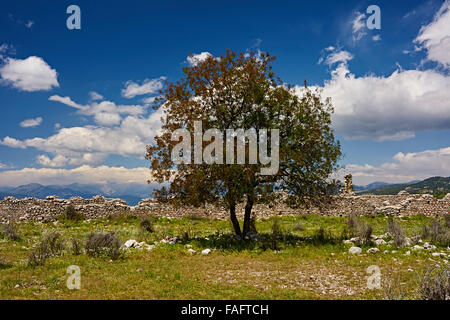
0,0,449,187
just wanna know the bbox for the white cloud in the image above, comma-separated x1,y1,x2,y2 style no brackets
351,12,367,41
1,107,164,165
20,117,43,128
37,154,68,168
89,91,103,101
49,95,85,109
25,21,34,28
94,112,121,126
414,0,450,69
0,44,15,60
121,77,166,98
339,147,450,185
307,45,450,141
0,165,152,187
0,56,59,91
49,95,145,126
0,137,26,149
372,35,381,41
187,52,212,66
320,49,354,66
0,163,11,169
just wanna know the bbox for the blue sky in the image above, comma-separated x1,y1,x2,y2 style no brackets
0,0,449,186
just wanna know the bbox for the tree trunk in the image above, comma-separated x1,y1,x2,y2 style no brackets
242,195,254,237
229,203,242,236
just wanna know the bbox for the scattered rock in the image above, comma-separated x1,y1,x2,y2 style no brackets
349,247,362,255
124,239,139,249
188,249,197,255
367,248,380,253
202,249,211,255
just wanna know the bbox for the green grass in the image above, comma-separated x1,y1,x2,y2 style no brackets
0,214,448,300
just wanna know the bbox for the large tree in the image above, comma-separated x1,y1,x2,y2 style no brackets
146,50,341,237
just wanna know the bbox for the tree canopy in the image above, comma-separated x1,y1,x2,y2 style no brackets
146,50,341,237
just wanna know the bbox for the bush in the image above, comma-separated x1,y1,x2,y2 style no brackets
294,222,304,231
313,227,333,244
445,215,450,229
422,219,450,246
28,232,65,266
418,264,450,300
1,222,21,241
269,217,283,250
0,255,12,269
140,217,154,233
64,204,85,221
346,213,373,245
71,237,83,255
387,217,406,247
86,232,122,260
383,277,408,300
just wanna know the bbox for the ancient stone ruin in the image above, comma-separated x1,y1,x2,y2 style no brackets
339,174,355,196
0,190,448,223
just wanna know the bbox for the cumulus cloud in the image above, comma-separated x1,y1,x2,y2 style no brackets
294,61,450,141
121,77,166,98
187,52,212,66
338,147,450,185
20,117,43,128
0,56,59,91
414,0,450,69
1,107,164,166
0,165,153,187
37,154,68,168
49,95,145,126
0,137,26,149
319,49,354,66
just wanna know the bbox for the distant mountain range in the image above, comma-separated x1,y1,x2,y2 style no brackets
355,176,450,196
0,183,158,206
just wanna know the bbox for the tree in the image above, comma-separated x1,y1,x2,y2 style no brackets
146,50,341,237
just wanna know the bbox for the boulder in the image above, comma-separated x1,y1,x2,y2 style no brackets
349,247,362,255
202,249,212,255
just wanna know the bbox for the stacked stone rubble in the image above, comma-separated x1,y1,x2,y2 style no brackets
0,191,448,222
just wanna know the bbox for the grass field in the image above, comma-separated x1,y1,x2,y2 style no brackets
0,213,448,300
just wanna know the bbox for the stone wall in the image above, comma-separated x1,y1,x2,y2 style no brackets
0,192,448,222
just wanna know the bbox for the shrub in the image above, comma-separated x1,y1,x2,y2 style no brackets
313,227,333,244
422,219,450,246
445,215,450,229
71,237,83,255
269,217,283,250
1,222,21,241
64,204,85,221
86,232,122,260
383,277,408,300
140,216,154,233
294,222,304,231
346,213,373,245
418,264,450,300
28,232,65,266
0,255,12,269
387,217,405,247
